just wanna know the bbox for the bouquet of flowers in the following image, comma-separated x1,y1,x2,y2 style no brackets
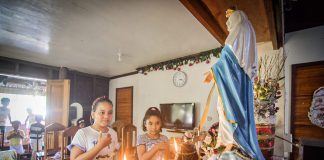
200,123,225,158
254,53,286,119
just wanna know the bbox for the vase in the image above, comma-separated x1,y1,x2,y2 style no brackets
255,116,276,160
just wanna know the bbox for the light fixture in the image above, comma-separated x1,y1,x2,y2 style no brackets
118,52,122,62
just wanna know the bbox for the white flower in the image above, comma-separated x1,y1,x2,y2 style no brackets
204,135,212,145
265,111,270,118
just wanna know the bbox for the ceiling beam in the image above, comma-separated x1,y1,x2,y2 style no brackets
263,0,283,49
179,0,227,45
180,0,283,49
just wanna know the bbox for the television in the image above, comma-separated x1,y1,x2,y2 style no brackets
160,103,195,130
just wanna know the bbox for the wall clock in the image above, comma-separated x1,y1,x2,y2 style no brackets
173,71,187,87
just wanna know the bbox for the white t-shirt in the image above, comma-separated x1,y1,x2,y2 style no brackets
27,114,36,128
68,126,119,160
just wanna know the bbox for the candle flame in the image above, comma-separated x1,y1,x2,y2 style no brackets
174,138,178,153
123,154,127,160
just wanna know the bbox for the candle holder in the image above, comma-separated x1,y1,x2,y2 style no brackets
175,142,199,160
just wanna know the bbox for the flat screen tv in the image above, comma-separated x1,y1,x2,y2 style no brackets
160,103,195,130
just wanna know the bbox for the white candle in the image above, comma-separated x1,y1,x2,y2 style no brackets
174,138,178,153
174,138,178,160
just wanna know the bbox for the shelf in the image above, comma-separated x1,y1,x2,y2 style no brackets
166,129,186,133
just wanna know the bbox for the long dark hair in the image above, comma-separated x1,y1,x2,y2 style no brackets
142,107,163,132
90,96,113,124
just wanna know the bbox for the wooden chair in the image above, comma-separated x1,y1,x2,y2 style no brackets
121,124,137,160
36,122,66,160
0,128,5,150
0,150,17,160
60,126,79,160
111,120,127,142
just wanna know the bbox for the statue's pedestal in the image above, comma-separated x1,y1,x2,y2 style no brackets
256,123,276,160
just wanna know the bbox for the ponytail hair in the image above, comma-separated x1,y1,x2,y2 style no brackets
142,107,163,132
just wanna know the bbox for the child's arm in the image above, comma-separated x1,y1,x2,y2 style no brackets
8,109,12,124
17,130,24,139
24,115,29,125
137,141,169,160
7,132,14,140
70,131,112,160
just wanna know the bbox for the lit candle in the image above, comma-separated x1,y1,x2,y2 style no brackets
174,138,178,153
174,138,178,160
196,129,201,158
123,154,127,160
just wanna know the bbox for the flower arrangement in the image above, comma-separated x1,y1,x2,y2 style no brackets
254,53,286,119
183,131,194,143
200,123,225,158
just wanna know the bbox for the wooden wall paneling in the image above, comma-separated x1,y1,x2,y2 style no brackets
94,77,109,98
67,70,109,125
73,73,94,125
0,59,16,74
18,63,50,79
0,56,60,79
75,74,94,107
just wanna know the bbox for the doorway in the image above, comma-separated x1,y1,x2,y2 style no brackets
0,74,47,150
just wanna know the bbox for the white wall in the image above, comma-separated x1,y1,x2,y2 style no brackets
109,57,219,138
283,25,324,156
109,42,283,138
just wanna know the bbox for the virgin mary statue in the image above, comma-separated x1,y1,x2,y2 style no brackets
204,9,264,160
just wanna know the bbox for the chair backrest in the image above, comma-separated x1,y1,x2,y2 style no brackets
44,122,66,159
121,124,137,159
111,120,127,142
61,126,79,160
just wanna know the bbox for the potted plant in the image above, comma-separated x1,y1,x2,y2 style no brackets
253,53,286,158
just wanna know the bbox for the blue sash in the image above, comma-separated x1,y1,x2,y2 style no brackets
211,45,264,160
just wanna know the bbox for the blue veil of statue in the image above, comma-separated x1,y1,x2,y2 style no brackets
211,45,264,160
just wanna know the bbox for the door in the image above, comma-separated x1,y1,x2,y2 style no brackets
116,87,133,124
46,79,70,127
291,61,324,159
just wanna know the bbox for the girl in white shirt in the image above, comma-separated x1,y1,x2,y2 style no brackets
69,96,119,160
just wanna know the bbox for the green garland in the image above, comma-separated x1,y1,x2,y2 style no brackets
136,47,223,75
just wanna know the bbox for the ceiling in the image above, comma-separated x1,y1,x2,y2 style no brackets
0,0,220,77
284,0,324,33
0,0,281,77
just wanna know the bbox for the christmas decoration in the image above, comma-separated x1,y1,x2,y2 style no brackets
137,47,222,75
